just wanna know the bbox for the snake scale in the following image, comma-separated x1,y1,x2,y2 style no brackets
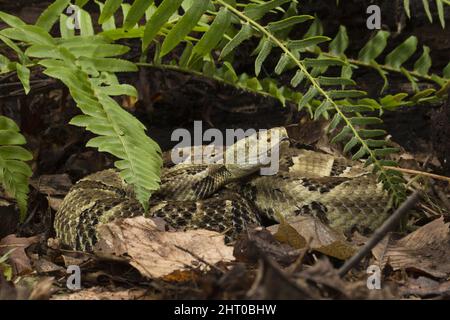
54,127,392,251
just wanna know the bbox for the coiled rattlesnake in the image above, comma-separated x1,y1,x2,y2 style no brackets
54,127,391,251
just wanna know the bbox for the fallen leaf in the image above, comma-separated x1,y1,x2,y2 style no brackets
0,273,18,300
94,216,234,278
401,276,450,298
30,174,72,196
0,235,40,276
28,277,54,300
247,256,314,299
268,216,357,260
52,286,149,300
273,215,307,249
373,217,450,278
234,227,301,266
295,258,397,299
30,174,73,211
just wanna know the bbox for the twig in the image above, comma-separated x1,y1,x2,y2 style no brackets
383,166,450,183
432,184,450,213
338,190,422,278
174,244,225,274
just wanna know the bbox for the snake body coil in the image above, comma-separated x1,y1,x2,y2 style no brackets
54,128,391,251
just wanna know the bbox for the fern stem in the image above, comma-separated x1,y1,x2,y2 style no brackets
215,0,405,202
136,61,275,99
315,50,441,84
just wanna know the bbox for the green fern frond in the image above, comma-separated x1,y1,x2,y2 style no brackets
403,0,449,28
0,116,33,220
0,11,163,209
320,26,450,97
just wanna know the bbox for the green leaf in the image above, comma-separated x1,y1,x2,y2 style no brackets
36,0,71,31
0,116,31,219
142,0,184,50
1,25,55,46
343,136,359,153
404,0,411,18
274,53,291,75
411,88,436,102
422,0,433,22
328,90,366,99
255,39,272,76
443,61,450,79
220,23,253,59
313,100,331,120
0,117,20,132
78,8,94,36
99,0,122,24
0,34,28,64
365,139,388,148
78,57,138,73
304,16,323,38
349,117,382,126
358,31,390,63
329,25,348,56
352,146,367,160
0,11,26,28
75,0,89,7
124,0,154,30
59,43,130,58
331,126,352,144
298,87,318,110
436,0,445,28
287,36,330,51
59,14,75,38
414,45,432,76
0,146,33,161
0,54,13,73
161,0,209,57
374,148,400,157
318,76,355,86
303,58,345,68
267,15,314,32
98,84,138,97
339,104,374,113
244,0,291,20
328,113,342,132
385,36,418,69
0,131,26,145
290,69,305,87
191,7,231,63
15,63,30,94
96,0,116,31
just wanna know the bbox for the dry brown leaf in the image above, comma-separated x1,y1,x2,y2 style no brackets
52,286,149,300
401,276,450,298
273,216,307,249
373,217,450,278
0,235,40,276
28,277,54,300
269,216,357,260
30,174,72,196
94,216,234,278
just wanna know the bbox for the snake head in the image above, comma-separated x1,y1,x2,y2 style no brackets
223,127,289,178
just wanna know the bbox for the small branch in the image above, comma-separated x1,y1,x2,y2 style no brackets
384,166,450,183
338,190,422,278
174,244,226,274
